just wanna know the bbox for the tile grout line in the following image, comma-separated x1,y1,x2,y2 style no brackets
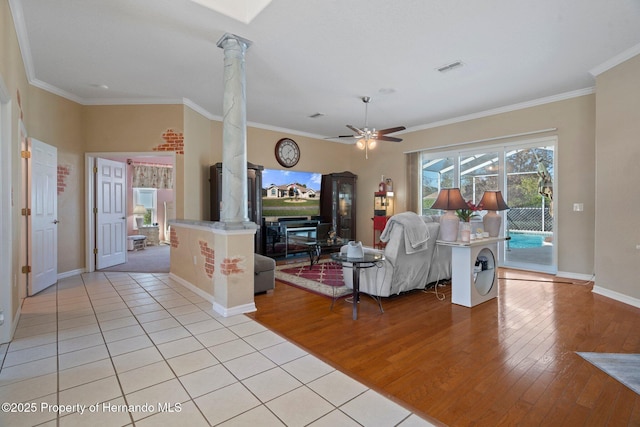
80,273,138,426
91,272,359,425
4,271,424,426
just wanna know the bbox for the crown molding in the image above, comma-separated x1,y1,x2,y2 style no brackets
589,42,640,77
405,87,595,133
245,121,327,141
8,0,35,81
30,78,84,104
183,98,220,121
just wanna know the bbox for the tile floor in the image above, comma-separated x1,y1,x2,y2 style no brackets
0,272,435,426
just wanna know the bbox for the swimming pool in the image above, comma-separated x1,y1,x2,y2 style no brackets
507,232,551,249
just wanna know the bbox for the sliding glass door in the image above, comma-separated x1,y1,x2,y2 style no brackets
504,144,555,272
420,138,556,273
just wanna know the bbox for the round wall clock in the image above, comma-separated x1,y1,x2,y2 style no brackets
275,138,300,168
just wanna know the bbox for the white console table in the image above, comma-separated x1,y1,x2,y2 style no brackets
437,237,506,307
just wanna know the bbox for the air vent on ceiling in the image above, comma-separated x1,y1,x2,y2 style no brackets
308,112,325,119
437,61,464,73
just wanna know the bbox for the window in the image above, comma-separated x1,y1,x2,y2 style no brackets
133,188,157,228
420,156,455,215
417,137,557,274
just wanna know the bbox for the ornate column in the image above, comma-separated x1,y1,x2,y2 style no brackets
215,33,254,228
199,33,256,317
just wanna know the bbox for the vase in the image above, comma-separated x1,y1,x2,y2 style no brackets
438,210,460,242
483,210,502,237
460,222,471,243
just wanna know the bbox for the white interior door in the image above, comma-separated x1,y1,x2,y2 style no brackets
29,138,57,295
96,158,127,269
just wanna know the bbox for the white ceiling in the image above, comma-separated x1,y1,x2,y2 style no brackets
10,0,640,141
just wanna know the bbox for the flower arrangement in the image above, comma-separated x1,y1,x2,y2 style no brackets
456,200,483,222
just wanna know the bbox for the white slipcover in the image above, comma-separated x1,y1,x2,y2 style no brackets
340,213,451,297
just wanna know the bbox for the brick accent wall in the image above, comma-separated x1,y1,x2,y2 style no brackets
170,227,179,248
57,164,71,195
199,240,215,278
221,257,245,276
154,129,184,154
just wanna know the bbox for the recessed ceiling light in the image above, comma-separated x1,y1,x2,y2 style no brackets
90,84,109,90
308,112,325,119
436,61,464,73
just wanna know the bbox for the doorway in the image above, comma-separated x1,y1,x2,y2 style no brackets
503,143,556,273
85,152,175,273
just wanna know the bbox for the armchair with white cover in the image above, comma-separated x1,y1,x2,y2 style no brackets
339,212,451,297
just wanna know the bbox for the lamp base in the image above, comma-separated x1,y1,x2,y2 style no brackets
439,210,460,242
135,217,144,229
483,211,502,237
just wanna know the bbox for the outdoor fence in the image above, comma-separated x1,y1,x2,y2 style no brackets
507,207,553,232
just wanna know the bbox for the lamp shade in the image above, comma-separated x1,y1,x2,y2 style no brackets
478,191,509,211
431,188,468,211
133,204,147,215
431,188,469,242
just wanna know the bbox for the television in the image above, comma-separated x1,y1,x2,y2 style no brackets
261,169,322,221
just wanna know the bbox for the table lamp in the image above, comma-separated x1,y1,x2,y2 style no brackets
431,188,468,242
478,191,509,237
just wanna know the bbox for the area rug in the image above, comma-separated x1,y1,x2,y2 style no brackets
275,259,351,299
577,352,640,395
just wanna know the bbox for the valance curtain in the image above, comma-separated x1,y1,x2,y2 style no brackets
132,165,173,189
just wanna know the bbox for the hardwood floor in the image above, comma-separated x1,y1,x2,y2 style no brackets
247,267,640,426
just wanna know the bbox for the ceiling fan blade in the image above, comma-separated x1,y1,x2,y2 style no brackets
346,125,364,135
376,135,403,142
377,126,406,135
324,134,363,141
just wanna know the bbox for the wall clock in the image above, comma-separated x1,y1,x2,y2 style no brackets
275,138,300,168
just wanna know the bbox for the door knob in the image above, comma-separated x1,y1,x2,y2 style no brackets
121,217,126,220
53,219,59,224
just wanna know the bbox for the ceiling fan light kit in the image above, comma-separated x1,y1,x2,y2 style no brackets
340,96,406,159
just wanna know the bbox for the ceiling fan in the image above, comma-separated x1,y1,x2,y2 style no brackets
336,96,406,159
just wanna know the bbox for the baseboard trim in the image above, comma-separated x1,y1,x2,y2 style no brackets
213,301,257,317
58,268,85,280
592,286,640,310
168,273,214,303
1,304,22,344
556,271,594,282
168,273,257,317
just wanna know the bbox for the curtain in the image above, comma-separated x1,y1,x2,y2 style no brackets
405,152,420,213
132,165,173,189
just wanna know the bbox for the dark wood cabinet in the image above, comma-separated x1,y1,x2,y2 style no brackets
210,162,264,253
320,171,357,241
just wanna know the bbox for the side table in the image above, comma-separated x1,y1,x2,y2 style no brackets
437,237,507,307
330,252,385,319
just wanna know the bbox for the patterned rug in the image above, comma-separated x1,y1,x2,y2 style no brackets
275,259,351,299
577,352,640,395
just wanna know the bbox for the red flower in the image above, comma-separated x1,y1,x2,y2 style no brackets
456,200,484,222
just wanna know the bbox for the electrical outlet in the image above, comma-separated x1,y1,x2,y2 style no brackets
573,203,584,212
193,256,197,265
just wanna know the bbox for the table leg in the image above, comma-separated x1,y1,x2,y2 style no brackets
308,244,321,269
352,265,359,320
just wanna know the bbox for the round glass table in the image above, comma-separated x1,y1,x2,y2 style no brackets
330,252,385,319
